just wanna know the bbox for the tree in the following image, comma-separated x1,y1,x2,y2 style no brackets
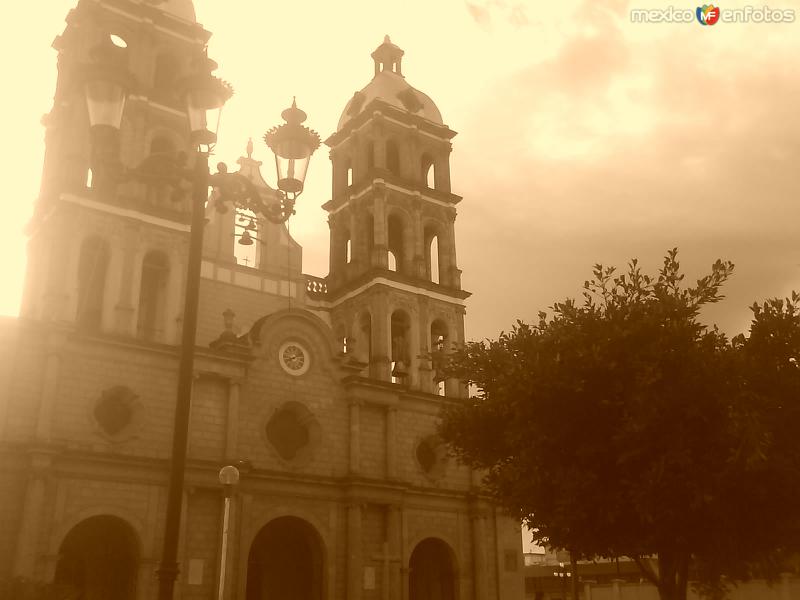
439,250,800,600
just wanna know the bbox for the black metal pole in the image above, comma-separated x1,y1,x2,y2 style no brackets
156,151,209,600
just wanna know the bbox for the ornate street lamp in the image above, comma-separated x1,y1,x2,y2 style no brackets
78,34,319,600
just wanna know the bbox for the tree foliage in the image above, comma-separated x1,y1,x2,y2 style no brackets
439,250,800,600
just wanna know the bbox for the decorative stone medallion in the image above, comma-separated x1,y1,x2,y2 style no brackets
279,341,310,376
92,385,142,441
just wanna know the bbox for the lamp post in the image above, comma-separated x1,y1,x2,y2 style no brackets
217,465,240,600
80,35,320,600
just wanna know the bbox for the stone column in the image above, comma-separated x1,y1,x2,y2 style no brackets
225,378,241,460
582,579,596,600
13,453,51,579
470,511,488,600
349,400,362,475
385,408,397,479
371,294,391,381
42,231,72,322
102,239,124,333
347,503,363,600
372,188,388,269
611,578,624,600
441,213,459,289
387,505,402,600
63,232,82,324
36,332,66,441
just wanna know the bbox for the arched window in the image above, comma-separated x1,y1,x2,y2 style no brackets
137,251,169,341
388,213,406,274
386,140,400,176
346,162,353,187
421,154,435,188
346,239,352,264
76,236,110,332
431,320,448,397
430,236,440,284
424,225,441,284
391,310,411,384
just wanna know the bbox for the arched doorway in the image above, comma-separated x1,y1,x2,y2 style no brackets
246,516,324,600
409,538,456,600
53,515,139,600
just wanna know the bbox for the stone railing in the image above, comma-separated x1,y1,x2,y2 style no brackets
304,274,328,299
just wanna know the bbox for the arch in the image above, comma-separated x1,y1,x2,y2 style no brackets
408,537,458,600
421,153,435,188
391,309,411,384
346,160,353,187
431,319,449,396
76,236,110,332
424,222,445,284
136,250,170,342
250,308,340,360
53,515,140,600
386,139,401,176
245,516,325,600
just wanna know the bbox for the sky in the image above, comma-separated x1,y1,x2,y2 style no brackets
1,0,799,343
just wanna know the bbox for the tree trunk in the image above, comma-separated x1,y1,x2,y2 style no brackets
570,552,580,600
655,549,689,600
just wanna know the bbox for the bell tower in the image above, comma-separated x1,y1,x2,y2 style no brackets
325,37,468,395
22,0,212,344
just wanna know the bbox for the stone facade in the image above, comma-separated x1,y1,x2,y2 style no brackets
0,1,523,599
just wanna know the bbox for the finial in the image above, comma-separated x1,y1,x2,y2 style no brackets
384,34,391,43
292,96,297,109
246,138,253,159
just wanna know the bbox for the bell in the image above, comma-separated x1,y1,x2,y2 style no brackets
238,230,254,246
391,360,408,378
246,218,257,231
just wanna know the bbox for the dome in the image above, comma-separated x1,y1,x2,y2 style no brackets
143,0,196,22
337,37,443,131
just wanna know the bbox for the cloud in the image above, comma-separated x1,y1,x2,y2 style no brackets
453,2,800,340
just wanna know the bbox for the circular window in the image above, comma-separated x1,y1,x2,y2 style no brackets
279,341,310,376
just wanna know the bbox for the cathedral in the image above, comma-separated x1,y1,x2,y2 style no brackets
0,1,523,599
